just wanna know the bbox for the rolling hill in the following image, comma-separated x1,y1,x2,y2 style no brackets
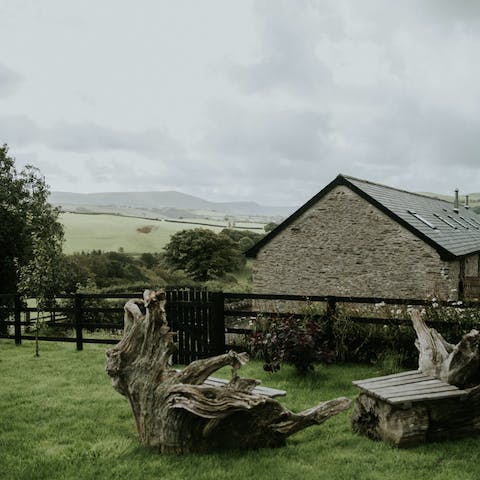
50,191,295,221
420,192,480,206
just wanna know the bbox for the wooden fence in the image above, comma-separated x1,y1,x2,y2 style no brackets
0,289,225,363
2,290,480,362
223,292,480,330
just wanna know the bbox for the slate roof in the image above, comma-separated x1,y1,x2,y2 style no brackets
246,174,480,260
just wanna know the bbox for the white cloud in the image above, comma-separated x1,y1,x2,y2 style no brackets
0,116,183,158
1,1,480,204
0,115,40,146
0,63,21,98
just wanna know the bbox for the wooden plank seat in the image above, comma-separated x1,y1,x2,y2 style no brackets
352,370,467,406
203,375,286,398
175,370,286,398
351,370,480,447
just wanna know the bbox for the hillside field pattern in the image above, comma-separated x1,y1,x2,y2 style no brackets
61,213,264,254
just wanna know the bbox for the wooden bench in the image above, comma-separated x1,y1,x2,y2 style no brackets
353,370,468,406
175,370,286,398
351,370,479,447
203,375,286,398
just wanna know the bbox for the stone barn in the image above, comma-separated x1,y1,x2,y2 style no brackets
246,175,480,300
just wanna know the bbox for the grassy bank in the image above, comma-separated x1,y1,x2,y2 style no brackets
1,340,480,480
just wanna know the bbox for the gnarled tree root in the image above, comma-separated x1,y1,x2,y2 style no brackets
106,289,351,453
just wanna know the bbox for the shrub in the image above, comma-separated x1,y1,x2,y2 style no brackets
423,301,480,343
331,301,480,369
249,314,333,373
332,308,417,367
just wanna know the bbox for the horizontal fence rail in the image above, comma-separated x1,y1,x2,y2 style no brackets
0,289,228,363
222,293,480,336
2,290,480,360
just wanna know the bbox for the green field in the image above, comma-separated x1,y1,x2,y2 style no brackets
60,213,264,254
2,340,480,480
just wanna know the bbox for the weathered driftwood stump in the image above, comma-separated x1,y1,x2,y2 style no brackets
351,310,480,447
106,289,351,453
410,310,480,388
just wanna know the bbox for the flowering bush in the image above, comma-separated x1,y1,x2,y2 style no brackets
249,299,480,373
249,314,334,373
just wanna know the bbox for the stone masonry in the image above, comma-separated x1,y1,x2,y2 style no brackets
253,185,464,300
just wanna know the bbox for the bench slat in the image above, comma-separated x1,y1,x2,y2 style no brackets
202,376,286,398
352,370,421,385
175,370,286,398
375,383,458,398
389,389,468,405
353,370,468,406
355,373,433,390
372,379,449,393
382,385,461,398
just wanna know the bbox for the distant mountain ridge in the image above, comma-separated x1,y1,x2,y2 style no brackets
420,192,480,205
49,190,295,219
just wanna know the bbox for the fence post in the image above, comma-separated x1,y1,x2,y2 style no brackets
210,292,226,355
325,296,336,347
14,294,22,345
74,293,83,351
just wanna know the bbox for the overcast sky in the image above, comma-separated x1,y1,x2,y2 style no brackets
1,0,480,206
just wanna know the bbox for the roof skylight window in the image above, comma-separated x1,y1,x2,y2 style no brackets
447,215,469,229
433,213,457,229
407,210,437,229
459,215,480,229
469,216,480,226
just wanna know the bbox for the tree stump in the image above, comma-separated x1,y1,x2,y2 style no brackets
410,309,480,388
351,310,480,447
106,289,351,453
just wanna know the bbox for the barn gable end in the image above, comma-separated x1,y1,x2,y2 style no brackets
249,176,480,299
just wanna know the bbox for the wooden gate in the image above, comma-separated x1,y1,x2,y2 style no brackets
464,277,480,301
165,288,225,364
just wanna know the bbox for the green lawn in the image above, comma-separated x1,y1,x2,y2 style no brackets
1,340,480,480
60,212,265,254
60,213,227,254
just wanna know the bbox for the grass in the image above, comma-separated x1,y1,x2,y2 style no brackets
60,212,227,254
2,340,480,480
60,213,265,255
233,259,253,289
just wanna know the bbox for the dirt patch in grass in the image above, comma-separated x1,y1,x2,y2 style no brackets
136,225,156,234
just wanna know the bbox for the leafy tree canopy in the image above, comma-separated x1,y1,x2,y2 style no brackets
264,222,279,233
0,145,64,295
220,228,263,244
66,250,152,290
163,228,244,281
238,236,255,252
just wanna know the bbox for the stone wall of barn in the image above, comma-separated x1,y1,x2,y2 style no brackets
252,185,462,300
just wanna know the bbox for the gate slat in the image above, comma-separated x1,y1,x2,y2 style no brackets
165,288,223,364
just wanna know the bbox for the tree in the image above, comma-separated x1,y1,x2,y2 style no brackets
140,252,159,269
264,222,279,233
65,251,152,290
163,228,244,281
17,212,65,356
220,228,263,244
0,144,65,354
238,236,255,252
0,144,64,294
